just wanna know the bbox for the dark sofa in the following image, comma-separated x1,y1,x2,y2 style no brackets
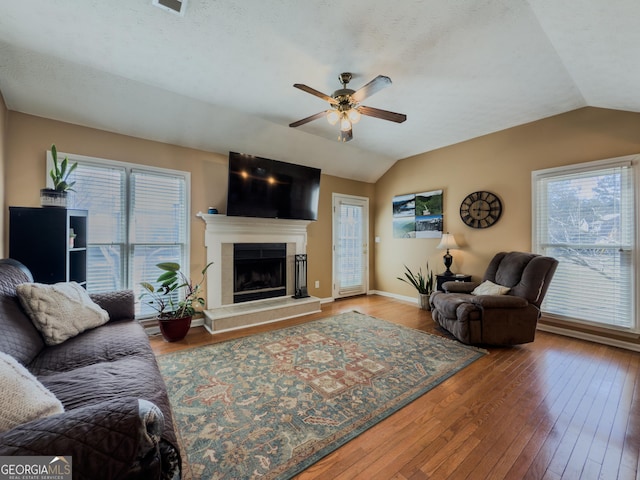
0,259,180,480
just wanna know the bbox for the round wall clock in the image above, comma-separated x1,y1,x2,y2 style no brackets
460,191,502,229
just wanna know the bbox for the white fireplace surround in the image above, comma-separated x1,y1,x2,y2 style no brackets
197,213,311,309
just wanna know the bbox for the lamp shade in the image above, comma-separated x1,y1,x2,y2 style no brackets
437,233,459,250
326,110,340,125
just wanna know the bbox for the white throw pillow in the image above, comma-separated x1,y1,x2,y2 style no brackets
472,280,511,296
16,281,109,346
0,352,64,433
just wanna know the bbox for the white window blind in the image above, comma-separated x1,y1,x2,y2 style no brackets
337,202,364,289
130,170,187,317
57,153,189,317
532,158,636,330
65,163,126,293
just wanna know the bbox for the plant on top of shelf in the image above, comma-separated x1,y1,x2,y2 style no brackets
40,144,79,207
49,144,78,192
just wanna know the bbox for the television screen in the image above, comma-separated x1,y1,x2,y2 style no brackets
226,152,321,221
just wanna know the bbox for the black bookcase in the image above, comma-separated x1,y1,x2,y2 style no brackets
9,207,88,286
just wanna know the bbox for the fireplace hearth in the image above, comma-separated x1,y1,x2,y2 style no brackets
233,243,286,303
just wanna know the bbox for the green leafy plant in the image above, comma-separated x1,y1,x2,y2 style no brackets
140,262,213,319
49,144,78,192
397,262,434,295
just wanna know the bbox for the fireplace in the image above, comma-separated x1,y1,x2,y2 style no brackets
233,243,286,303
198,213,311,309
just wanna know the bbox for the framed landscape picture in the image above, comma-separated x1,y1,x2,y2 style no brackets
415,190,443,238
392,190,443,238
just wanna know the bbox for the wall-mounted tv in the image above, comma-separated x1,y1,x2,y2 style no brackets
226,152,321,221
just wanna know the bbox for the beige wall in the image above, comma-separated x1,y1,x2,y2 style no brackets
0,91,7,255
4,112,372,300
375,107,640,299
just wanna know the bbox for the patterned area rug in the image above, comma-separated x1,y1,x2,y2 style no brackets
157,311,486,479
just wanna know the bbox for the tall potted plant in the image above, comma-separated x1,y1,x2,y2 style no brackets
40,144,78,207
140,261,213,342
397,262,434,310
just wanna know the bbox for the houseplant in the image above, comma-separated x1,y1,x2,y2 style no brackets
40,144,78,207
397,262,434,310
140,261,213,342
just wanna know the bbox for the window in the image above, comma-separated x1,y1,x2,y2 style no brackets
48,151,190,317
532,156,637,330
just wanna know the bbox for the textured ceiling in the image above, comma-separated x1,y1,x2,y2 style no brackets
1,0,639,182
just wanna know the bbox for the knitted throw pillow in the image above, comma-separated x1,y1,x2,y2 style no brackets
0,352,64,433
16,281,109,346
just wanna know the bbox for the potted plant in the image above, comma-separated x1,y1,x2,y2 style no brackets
40,144,78,207
140,261,213,342
397,262,434,310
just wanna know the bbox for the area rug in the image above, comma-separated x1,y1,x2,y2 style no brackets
156,311,486,479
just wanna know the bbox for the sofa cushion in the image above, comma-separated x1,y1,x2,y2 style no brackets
472,280,511,296
0,262,45,365
29,319,155,376
16,282,109,346
493,252,534,287
0,352,64,433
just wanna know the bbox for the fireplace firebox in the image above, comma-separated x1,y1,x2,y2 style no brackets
233,243,286,303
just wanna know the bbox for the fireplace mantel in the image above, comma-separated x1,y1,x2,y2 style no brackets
197,213,311,308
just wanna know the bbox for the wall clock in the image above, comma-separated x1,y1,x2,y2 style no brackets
460,191,502,229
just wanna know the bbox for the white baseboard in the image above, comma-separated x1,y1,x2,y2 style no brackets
537,323,640,352
368,290,419,305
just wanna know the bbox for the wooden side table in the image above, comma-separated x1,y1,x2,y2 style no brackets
436,273,472,292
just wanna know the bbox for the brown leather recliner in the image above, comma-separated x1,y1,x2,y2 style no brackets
430,251,558,346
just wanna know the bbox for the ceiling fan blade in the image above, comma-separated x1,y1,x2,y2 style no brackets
351,75,392,103
289,111,327,128
293,84,339,105
339,128,353,142
357,105,407,123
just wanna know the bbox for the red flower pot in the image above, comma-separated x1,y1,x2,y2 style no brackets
158,316,192,342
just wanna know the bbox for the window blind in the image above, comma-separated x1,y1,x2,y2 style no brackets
337,202,363,290
67,163,126,293
130,170,188,317
533,160,636,329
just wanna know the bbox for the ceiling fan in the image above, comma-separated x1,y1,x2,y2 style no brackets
289,72,407,142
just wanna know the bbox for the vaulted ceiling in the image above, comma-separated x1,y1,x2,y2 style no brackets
1,1,639,182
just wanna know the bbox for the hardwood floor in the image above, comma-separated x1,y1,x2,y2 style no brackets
149,295,640,480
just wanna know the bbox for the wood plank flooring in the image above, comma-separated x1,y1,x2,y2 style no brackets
149,295,640,480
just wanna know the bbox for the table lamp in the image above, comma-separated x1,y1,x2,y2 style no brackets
437,232,459,276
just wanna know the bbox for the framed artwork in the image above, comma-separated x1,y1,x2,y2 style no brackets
393,190,443,238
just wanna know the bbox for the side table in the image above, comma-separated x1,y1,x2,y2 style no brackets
436,273,472,292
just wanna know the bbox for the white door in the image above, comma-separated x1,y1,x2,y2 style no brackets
333,194,369,298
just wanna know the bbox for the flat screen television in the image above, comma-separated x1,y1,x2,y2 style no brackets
226,152,321,221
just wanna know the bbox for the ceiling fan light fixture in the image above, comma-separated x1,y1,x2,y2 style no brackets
326,110,340,125
291,72,406,143
347,108,361,124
